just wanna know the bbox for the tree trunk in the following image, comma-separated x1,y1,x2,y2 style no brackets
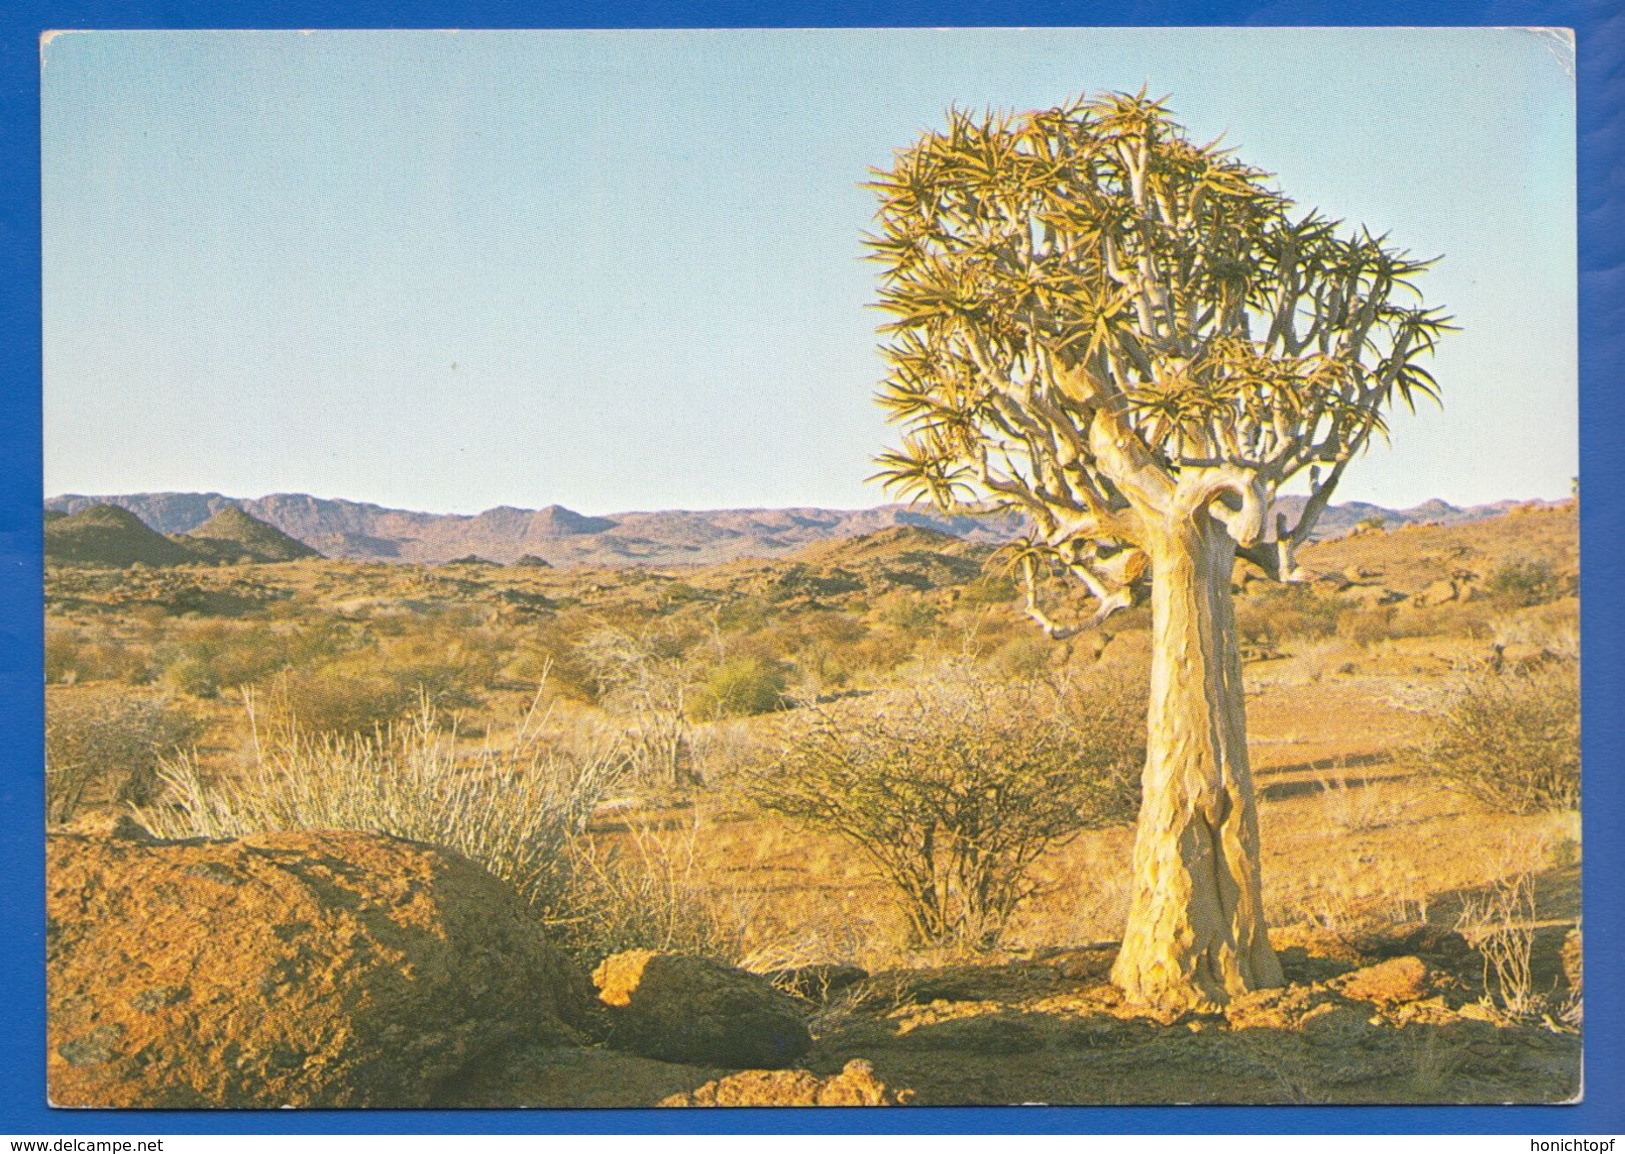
1110,513,1284,1010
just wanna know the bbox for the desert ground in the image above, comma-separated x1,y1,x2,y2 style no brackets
43,499,1580,1107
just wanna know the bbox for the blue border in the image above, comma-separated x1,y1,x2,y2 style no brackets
4,0,1620,1136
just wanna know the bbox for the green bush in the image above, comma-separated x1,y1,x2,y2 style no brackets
155,621,360,698
694,655,789,718
748,668,1144,950
1486,559,1565,608
1427,659,1579,814
877,594,940,635
960,574,1018,605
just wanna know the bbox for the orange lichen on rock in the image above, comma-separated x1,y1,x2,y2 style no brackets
659,1059,906,1106
47,828,585,1108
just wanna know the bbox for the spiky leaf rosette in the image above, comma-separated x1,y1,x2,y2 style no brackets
867,91,1450,632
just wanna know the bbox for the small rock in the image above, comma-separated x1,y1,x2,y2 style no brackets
593,950,813,1069
1346,584,1406,608
1225,984,1338,1031
1334,956,1433,1005
659,1059,906,1106
1369,924,1474,968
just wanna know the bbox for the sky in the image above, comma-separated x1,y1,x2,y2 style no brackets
41,28,1576,516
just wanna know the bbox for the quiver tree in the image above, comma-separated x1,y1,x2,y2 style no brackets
866,91,1449,1010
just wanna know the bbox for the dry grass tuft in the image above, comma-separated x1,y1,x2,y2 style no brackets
135,687,626,916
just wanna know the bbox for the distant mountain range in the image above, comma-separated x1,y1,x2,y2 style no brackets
43,491,1556,568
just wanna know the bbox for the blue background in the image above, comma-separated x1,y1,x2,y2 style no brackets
3,0,1619,1136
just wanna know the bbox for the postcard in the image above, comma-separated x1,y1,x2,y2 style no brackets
39,27,1579,1110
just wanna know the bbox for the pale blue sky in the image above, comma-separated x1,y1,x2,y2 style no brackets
42,28,1575,515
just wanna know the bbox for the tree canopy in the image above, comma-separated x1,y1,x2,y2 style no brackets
866,91,1450,633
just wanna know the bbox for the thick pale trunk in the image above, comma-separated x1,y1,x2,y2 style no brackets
1110,515,1283,1010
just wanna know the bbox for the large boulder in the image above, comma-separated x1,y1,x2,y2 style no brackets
47,829,586,1108
592,950,812,1068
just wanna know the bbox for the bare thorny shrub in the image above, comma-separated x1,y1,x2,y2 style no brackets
46,690,204,823
134,684,628,917
577,624,698,790
1454,872,1575,1028
746,665,1145,951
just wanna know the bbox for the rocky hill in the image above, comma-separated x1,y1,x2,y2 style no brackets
180,506,323,564
44,491,1556,569
46,504,323,568
45,505,197,568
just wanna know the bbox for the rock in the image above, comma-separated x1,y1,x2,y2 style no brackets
659,1059,906,1106
1417,578,1458,607
47,830,584,1108
1225,984,1339,1031
1346,585,1405,608
593,950,813,1069
766,963,869,1002
1333,956,1434,1005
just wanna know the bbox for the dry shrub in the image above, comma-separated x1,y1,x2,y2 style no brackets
1237,585,1345,646
1455,873,1542,1022
135,691,626,916
747,666,1144,950
257,668,422,738
45,690,203,822
1336,606,1395,647
1427,659,1579,814
553,816,753,965
1485,558,1566,608
578,624,699,787
46,628,154,686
